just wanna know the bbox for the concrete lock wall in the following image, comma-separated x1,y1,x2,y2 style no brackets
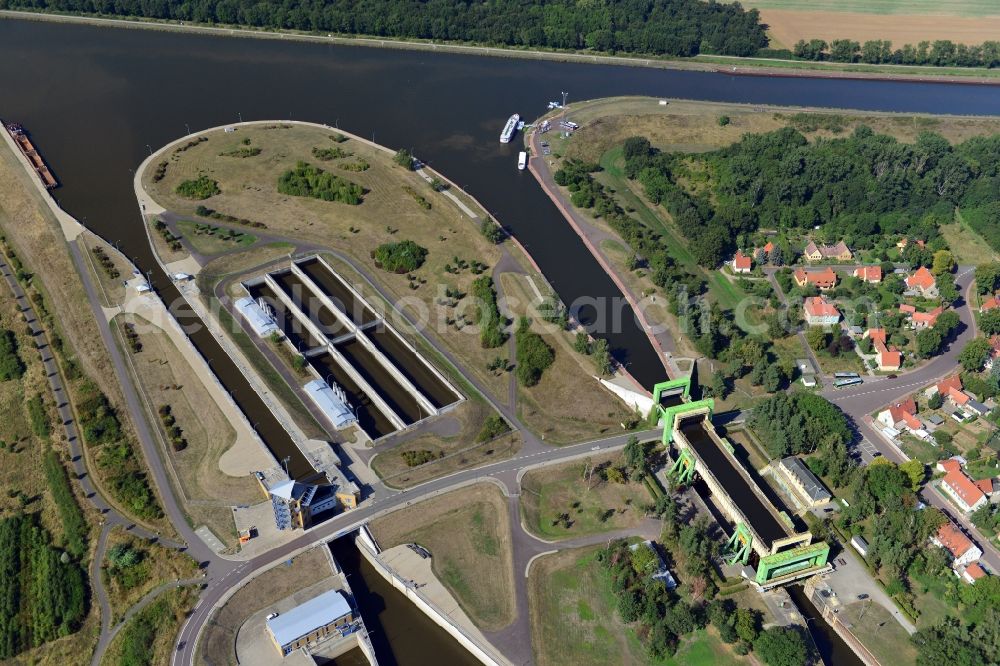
354,531,504,666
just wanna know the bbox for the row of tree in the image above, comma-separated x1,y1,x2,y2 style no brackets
1,0,768,57
792,38,1000,69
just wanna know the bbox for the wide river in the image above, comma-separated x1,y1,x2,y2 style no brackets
6,16,984,665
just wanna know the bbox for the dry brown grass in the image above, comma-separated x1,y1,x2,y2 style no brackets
761,9,1000,48
519,451,651,540
371,399,521,488
500,273,635,444
111,313,260,546
101,526,199,622
195,546,331,666
369,483,515,631
103,585,198,666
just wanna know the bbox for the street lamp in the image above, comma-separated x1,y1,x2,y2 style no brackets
185,123,191,135
238,112,243,123
146,144,152,156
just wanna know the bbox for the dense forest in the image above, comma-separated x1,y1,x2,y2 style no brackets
0,0,768,57
0,514,87,658
623,128,1000,267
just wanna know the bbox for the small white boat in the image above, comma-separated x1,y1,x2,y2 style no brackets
517,151,527,170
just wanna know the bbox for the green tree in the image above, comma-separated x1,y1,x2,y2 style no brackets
754,626,810,666
900,459,926,491
916,327,945,358
931,250,955,276
393,148,414,169
806,327,829,351
975,263,1000,295
960,337,993,372
734,608,760,643
591,338,613,376
763,364,784,393
982,309,1000,336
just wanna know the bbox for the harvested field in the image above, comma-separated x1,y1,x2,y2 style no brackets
740,0,1000,16
760,9,1000,48
369,483,515,631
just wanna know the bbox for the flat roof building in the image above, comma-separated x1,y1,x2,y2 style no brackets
235,296,280,337
778,456,832,507
304,379,357,430
266,589,354,656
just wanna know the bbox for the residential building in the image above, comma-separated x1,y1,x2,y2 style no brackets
853,265,882,284
961,562,988,584
865,328,901,372
266,589,355,656
936,375,970,408
987,336,1000,370
981,293,1000,313
763,241,775,255
777,456,832,507
876,398,923,433
897,238,926,250
931,522,982,567
803,296,841,326
937,458,988,513
905,266,938,298
803,240,852,262
794,267,838,291
731,250,752,274
900,303,943,329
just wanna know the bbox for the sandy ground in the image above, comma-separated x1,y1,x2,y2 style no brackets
762,9,1000,48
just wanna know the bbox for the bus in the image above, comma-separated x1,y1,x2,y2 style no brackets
833,377,863,388
833,372,860,379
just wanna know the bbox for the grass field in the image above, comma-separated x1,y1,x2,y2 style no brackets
839,600,917,666
101,526,199,622
369,483,515,631
519,451,651,540
111,313,260,548
196,546,331,666
528,546,651,666
102,585,198,666
176,219,257,255
500,273,636,444
943,215,1000,265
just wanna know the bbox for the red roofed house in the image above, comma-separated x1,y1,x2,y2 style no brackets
931,522,983,566
912,305,944,329
853,265,883,284
763,241,774,254
905,266,939,298
986,336,1000,371
877,398,922,432
975,479,995,497
731,251,752,274
936,457,988,513
793,267,838,291
865,328,902,371
936,375,970,408
962,562,988,584
803,296,841,327
897,238,926,250
803,240,853,262
981,293,1000,313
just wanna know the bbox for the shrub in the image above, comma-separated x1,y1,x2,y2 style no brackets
43,448,87,559
515,317,554,387
27,393,49,438
401,450,442,467
480,219,505,244
218,147,261,158
175,175,220,200
477,414,511,442
393,148,415,169
373,240,428,273
277,162,364,204
311,146,350,161
0,329,25,381
470,276,506,348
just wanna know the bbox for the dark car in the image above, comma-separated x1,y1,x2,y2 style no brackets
858,593,869,600
886,374,897,379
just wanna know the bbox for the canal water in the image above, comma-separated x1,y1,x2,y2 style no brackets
329,538,480,666
788,585,865,666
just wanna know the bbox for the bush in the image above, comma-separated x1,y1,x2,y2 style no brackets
718,115,730,126
0,329,25,381
174,175,220,200
476,414,510,442
470,276,506,348
43,449,87,559
373,240,428,273
277,162,364,204
311,146,350,161
26,393,49,438
480,219,505,244
393,148,415,169
515,317,554,387
401,449,442,467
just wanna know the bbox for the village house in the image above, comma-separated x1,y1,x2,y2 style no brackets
865,328,901,372
931,520,983,567
876,397,923,434
961,562,988,585
731,250,752,274
982,293,1000,313
897,238,926,251
853,265,882,284
937,458,988,513
899,303,943,329
935,375,970,408
803,240,853,262
985,336,1000,370
803,296,840,327
905,266,938,298
793,266,838,291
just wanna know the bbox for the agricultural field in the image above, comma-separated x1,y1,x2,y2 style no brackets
730,0,1000,49
369,483,515,631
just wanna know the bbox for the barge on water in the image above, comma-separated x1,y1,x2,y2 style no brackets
4,122,58,189
499,113,519,144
